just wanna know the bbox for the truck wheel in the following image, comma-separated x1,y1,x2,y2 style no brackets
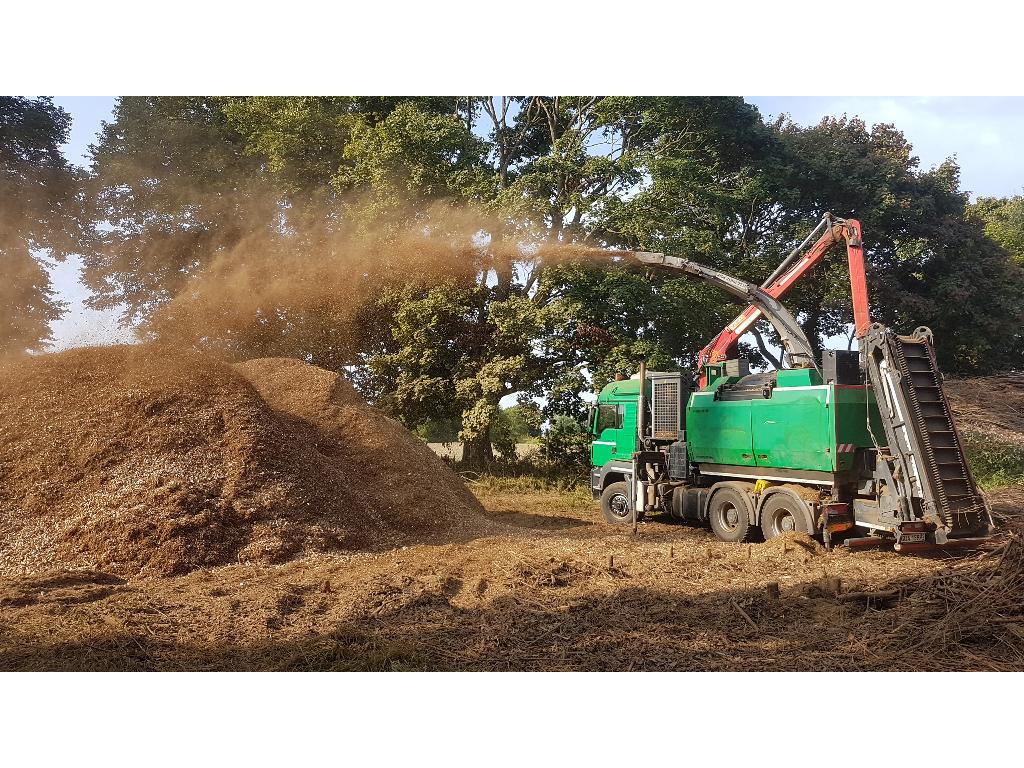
708,487,752,543
759,491,812,540
600,481,637,525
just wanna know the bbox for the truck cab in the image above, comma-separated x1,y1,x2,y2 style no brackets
590,378,639,467
589,370,685,524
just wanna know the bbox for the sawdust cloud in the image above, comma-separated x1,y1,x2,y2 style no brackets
128,194,620,358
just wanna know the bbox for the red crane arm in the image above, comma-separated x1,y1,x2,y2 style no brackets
696,218,870,385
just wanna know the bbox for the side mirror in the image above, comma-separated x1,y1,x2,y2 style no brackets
586,405,597,433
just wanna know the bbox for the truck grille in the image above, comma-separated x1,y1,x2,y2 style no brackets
652,378,681,439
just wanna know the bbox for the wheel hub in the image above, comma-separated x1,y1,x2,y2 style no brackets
721,502,740,529
768,507,797,536
610,494,630,519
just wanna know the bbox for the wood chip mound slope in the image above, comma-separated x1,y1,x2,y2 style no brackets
945,374,1024,446
0,346,486,578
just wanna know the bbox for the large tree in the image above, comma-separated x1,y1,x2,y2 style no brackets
335,96,645,465
84,97,271,324
82,97,1024,469
767,117,1024,373
0,97,84,355
607,111,1024,375
970,195,1024,264
555,97,779,384
85,97,475,371
355,97,776,462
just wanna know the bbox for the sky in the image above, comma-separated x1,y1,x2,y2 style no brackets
48,96,125,349
43,96,1024,352
747,96,1024,200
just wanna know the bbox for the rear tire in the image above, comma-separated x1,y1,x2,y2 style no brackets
759,491,813,540
708,487,752,543
600,481,636,525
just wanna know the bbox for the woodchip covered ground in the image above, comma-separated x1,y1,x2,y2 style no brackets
1,353,1022,671
2,485,1022,671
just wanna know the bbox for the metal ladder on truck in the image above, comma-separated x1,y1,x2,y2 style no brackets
861,324,992,545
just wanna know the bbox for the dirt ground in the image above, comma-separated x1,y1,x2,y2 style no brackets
3,484,1021,671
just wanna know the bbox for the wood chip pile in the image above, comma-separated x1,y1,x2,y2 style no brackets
945,374,1024,446
0,345,487,578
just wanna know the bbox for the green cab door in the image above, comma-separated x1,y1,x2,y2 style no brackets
591,401,636,467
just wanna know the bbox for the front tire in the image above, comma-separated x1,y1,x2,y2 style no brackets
708,487,752,543
600,481,636,525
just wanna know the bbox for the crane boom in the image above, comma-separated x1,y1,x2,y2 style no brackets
630,251,820,373
697,217,870,385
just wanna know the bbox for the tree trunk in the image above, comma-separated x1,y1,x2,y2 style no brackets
750,327,782,369
461,432,494,469
800,307,823,358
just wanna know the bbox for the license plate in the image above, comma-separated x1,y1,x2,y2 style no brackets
900,532,926,543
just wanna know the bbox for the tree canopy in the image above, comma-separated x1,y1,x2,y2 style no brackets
0,97,84,355
29,95,1021,465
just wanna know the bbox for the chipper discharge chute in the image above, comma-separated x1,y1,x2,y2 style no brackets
587,215,993,551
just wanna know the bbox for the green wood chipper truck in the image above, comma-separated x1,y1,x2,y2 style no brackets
588,215,993,551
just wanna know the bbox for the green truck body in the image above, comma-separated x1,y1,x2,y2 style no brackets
592,368,883,477
585,354,990,548
589,218,990,549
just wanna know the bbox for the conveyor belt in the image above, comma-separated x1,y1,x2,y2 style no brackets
862,324,990,535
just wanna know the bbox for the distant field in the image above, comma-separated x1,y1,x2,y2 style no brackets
427,442,541,461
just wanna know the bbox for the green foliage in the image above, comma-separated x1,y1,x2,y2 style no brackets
538,414,592,474
84,97,270,322
220,96,462,198
414,417,462,443
333,101,490,221
699,114,1024,374
872,217,1024,374
553,259,724,390
465,471,591,496
219,96,363,195
597,96,774,261
490,401,543,458
962,432,1024,490
77,96,1024,470
0,96,84,354
504,402,543,439
971,196,1024,264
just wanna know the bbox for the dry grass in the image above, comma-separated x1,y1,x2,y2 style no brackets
946,375,1024,449
3,485,1021,671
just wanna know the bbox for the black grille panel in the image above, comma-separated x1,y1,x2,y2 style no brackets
651,376,684,439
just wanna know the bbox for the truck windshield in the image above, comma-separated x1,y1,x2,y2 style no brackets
596,404,622,433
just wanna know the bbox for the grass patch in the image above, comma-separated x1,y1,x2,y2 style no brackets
461,472,592,499
450,453,589,491
962,431,1024,489
455,431,1024,497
